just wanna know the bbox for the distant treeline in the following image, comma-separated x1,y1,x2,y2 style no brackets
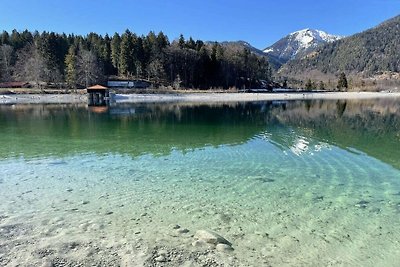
0,30,272,89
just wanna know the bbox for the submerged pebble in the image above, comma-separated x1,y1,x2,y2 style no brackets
355,200,369,208
177,228,190,234
194,230,232,246
313,196,324,201
155,255,166,262
255,178,275,183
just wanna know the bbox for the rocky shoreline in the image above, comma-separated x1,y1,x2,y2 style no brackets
0,91,400,105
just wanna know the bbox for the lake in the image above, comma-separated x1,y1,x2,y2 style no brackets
0,99,399,266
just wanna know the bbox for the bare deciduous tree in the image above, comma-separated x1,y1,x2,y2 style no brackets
76,49,102,88
14,43,49,88
0,44,14,81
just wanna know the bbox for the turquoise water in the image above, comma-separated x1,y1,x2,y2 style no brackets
0,99,399,266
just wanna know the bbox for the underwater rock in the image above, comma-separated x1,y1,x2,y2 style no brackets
155,255,166,262
177,228,189,234
313,196,324,201
49,160,67,165
355,200,369,208
255,178,275,183
194,230,232,246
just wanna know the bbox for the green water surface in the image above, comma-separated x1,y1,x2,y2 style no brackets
0,99,399,266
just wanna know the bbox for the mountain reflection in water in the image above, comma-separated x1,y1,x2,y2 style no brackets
0,99,399,169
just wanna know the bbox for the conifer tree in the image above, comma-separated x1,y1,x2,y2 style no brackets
119,30,134,77
110,33,121,73
319,81,325,90
65,45,77,87
178,34,185,49
305,79,313,90
337,72,348,90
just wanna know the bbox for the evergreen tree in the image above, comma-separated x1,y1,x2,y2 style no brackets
186,37,196,50
101,34,113,75
337,72,348,90
156,32,169,50
119,30,134,77
1,31,10,45
178,34,185,49
305,79,313,90
319,81,325,90
65,45,77,87
110,33,121,72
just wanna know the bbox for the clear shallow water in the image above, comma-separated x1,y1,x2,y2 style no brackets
0,99,400,266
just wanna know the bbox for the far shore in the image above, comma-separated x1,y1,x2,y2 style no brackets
1,91,400,104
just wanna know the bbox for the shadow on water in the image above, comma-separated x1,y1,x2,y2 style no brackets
0,98,399,169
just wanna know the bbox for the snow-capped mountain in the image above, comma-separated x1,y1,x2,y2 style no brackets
263,29,343,63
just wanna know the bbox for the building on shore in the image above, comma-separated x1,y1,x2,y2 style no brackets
107,80,151,89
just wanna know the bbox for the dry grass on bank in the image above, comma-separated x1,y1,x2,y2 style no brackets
0,88,87,95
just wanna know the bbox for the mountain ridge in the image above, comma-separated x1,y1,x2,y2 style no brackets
280,15,400,83
263,29,343,64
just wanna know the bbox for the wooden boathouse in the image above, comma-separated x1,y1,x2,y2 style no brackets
87,85,109,106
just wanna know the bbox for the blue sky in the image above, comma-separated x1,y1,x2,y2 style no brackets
0,0,399,49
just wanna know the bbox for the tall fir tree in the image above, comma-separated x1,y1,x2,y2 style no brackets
65,45,77,87
119,30,134,77
110,33,121,74
305,79,313,90
337,72,348,90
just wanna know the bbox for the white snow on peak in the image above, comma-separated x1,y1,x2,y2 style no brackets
263,48,274,53
290,29,342,50
263,29,343,60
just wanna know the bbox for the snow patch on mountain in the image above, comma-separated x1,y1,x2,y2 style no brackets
290,29,342,52
264,48,274,53
263,29,343,62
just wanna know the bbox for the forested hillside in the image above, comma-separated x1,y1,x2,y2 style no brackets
280,15,400,83
0,30,272,89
